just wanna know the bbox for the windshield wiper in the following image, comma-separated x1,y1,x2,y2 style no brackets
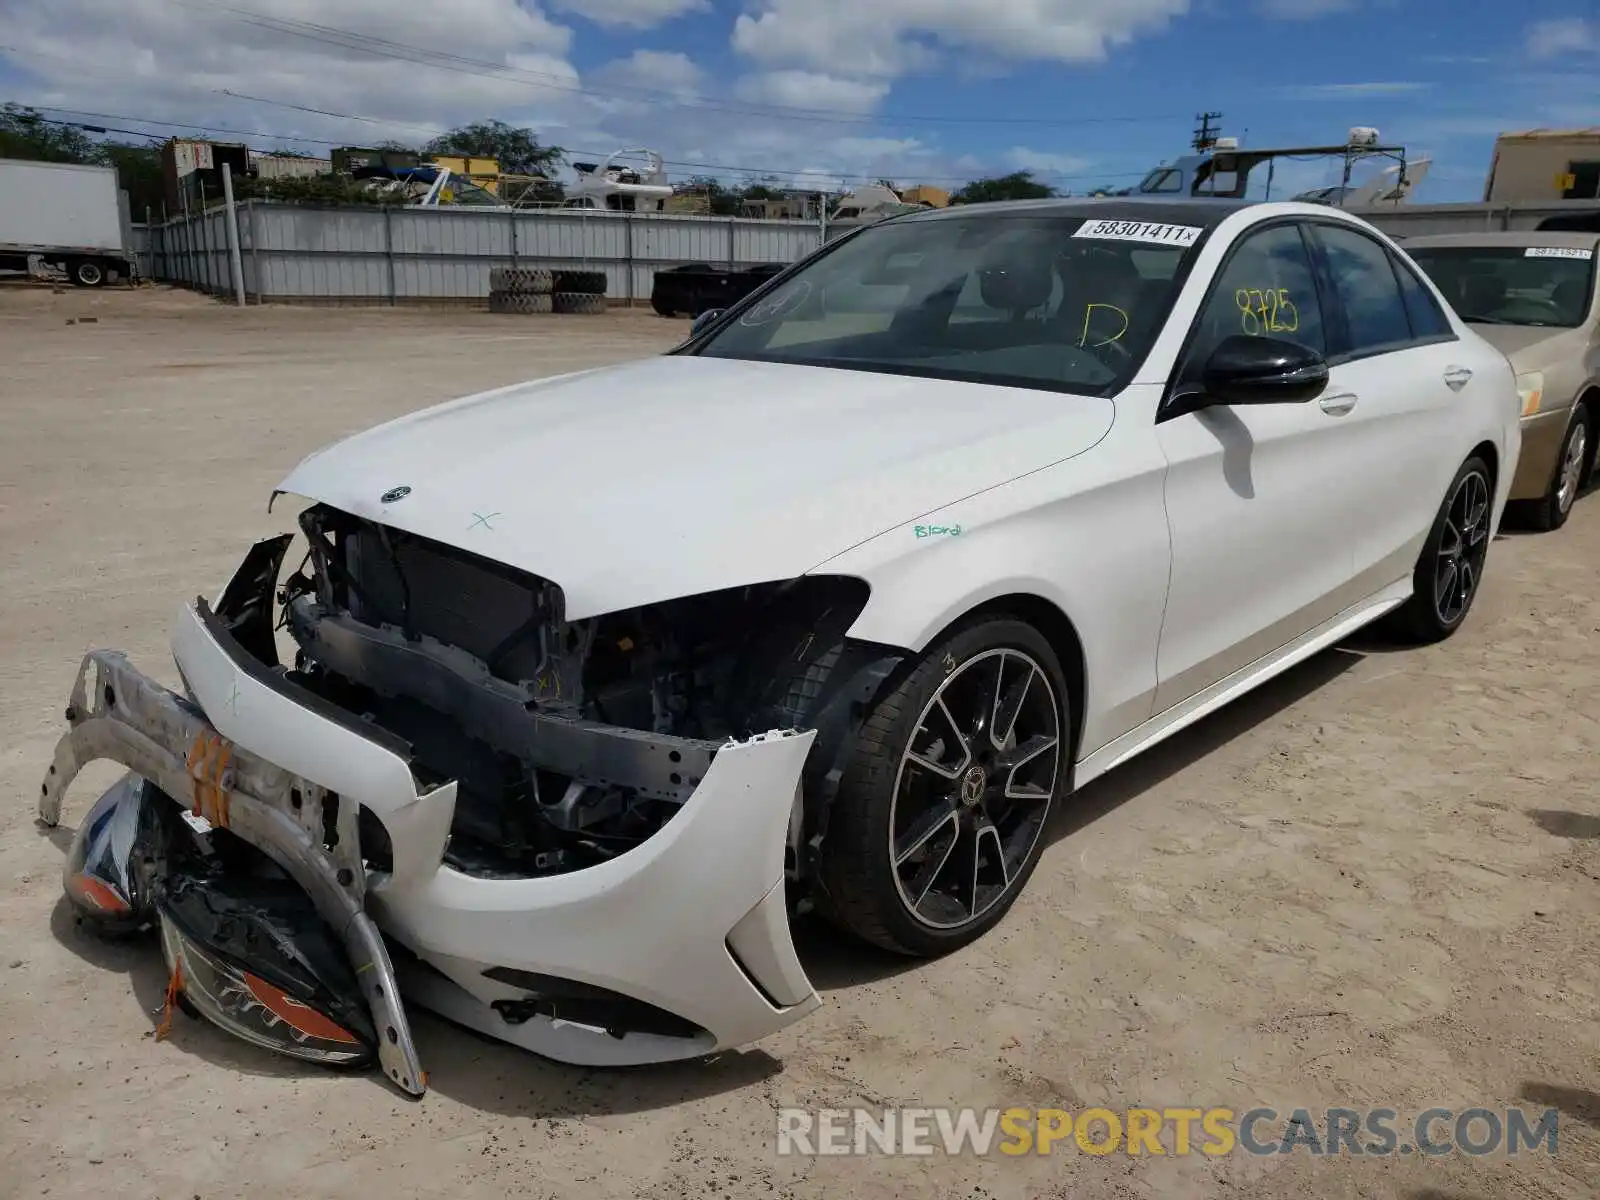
1462,314,1513,325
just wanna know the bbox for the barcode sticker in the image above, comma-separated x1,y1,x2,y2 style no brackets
1073,219,1202,247
1525,247,1593,260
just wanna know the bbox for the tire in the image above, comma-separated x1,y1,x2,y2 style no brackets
488,290,553,314
552,291,606,315
489,267,553,295
553,269,607,296
68,258,106,288
1390,455,1495,643
651,297,679,317
817,616,1070,956
1527,404,1590,532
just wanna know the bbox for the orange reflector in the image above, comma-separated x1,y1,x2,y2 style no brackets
67,873,131,914
245,974,361,1044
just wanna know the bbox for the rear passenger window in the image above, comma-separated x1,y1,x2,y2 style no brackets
1315,224,1414,357
1392,253,1454,340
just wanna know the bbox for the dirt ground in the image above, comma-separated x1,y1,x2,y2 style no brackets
0,282,1596,1200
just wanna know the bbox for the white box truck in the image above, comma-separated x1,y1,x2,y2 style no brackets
0,158,134,287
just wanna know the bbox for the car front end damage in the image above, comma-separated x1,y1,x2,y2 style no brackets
39,506,903,1094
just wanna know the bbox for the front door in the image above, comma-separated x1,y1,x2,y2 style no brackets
1153,221,1364,711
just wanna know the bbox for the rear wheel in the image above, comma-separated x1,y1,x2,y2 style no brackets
818,617,1069,956
1391,455,1493,643
1528,404,1590,532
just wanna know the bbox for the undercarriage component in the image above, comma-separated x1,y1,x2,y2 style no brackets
287,599,717,801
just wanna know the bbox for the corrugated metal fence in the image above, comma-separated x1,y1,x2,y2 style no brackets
140,199,1598,303
145,202,825,304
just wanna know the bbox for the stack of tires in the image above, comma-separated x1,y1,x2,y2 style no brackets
487,267,609,315
551,269,608,315
488,267,553,314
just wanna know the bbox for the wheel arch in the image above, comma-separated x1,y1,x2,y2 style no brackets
894,590,1089,767
1575,387,1599,478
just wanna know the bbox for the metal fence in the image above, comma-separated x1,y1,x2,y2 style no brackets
145,202,826,305
1349,201,1598,237
140,198,1600,304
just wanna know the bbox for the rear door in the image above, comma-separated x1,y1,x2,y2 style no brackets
1303,221,1469,596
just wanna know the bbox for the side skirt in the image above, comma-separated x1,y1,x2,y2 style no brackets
1074,576,1412,789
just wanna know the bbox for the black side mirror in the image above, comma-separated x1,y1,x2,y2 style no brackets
690,308,725,337
1201,334,1328,404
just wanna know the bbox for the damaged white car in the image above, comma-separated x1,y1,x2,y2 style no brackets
41,199,1520,1095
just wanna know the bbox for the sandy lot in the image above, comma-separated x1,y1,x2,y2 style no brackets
0,283,1596,1200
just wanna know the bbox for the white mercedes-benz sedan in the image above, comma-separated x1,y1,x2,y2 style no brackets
41,199,1520,1094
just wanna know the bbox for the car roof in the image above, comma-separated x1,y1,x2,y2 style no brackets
895,196,1255,230
1400,230,1600,250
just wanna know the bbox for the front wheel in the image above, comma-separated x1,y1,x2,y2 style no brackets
1528,404,1590,532
817,617,1070,956
1391,455,1494,643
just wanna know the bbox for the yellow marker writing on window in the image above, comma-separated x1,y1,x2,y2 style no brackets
1079,303,1129,348
1235,288,1298,335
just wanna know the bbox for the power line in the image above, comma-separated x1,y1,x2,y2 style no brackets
26,105,1153,187
170,0,1188,132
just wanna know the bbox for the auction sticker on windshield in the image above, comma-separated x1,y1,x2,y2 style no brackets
1525,247,1594,259
1073,219,1201,247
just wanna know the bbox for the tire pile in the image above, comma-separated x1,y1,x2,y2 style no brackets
488,267,608,315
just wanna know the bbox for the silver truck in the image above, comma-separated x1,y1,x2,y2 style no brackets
0,157,134,287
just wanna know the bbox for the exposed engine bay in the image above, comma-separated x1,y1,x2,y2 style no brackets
259,504,903,885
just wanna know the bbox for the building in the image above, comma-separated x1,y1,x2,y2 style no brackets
1484,128,1600,203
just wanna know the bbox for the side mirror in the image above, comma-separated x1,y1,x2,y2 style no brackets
1201,334,1328,404
690,308,725,337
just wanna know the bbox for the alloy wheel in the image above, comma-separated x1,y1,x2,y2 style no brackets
1556,421,1587,516
1434,468,1491,625
888,648,1062,930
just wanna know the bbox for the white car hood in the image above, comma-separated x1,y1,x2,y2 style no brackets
277,355,1114,619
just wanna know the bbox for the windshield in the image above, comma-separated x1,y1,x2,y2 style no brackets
1407,246,1596,328
693,214,1204,395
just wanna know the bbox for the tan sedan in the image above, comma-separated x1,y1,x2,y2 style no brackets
1405,231,1600,530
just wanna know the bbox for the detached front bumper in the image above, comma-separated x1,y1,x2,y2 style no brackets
39,599,821,1091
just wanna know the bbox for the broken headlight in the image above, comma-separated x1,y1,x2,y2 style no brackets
62,774,163,935
156,851,378,1068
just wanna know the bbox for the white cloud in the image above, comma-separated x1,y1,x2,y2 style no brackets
592,50,704,99
548,0,709,30
730,0,1189,79
1526,17,1594,59
1005,146,1093,176
734,70,891,113
1292,81,1433,97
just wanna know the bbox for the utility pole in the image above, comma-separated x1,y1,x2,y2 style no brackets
1192,111,1223,153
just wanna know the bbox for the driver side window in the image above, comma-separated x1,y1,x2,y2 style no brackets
1179,223,1326,387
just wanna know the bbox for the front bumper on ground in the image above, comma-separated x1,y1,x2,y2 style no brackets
38,599,821,1092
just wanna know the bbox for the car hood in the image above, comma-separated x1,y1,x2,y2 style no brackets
276,355,1115,619
1469,322,1579,365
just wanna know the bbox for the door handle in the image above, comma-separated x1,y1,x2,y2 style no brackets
1443,365,1473,389
1319,392,1358,416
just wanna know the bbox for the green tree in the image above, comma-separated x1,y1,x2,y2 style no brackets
424,120,562,176
98,143,165,217
0,103,100,162
950,171,1058,204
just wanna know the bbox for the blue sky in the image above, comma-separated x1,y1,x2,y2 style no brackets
1,1,1596,201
